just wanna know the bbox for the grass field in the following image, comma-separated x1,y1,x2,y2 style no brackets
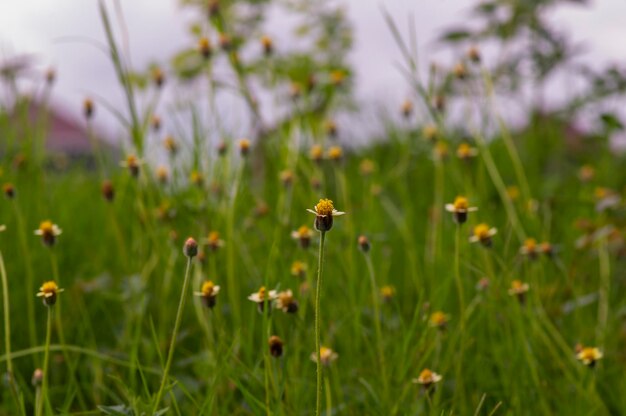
1,1,626,415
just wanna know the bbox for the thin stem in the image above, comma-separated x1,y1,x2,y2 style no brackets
596,237,610,349
364,254,388,399
38,307,53,416
152,257,194,413
0,249,19,408
315,231,326,416
453,224,466,409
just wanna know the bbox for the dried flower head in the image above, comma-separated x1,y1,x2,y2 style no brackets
576,346,602,367
357,235,371,252
290,260,307,278
194,280,220,309
445,196,478,224
291,225,314,249
34,221,62,246
275,289,299,313
307,199,346,232
268,335,284,358
311,346,338,366
469,223,497,247
412,368,442,389
37,281,64,306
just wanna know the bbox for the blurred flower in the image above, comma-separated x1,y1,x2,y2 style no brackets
260,35,273,56
34,221,62,246
310,145,324,163
359,159,375,176
307,199,345,232
506,185,520,202
190,170,204,187
37,281,64,307
380,285,396,302
219,33,232,51
594,187,620,211
289,82,301,100
45,68,56,84
453,62,467,79
433,141,449,161
156,166,169,184
401,99,413,119
576,346,602,367
327,146,343,162
445,196,477,224
268,335,283,358
151,115,161,132
119,155,141,177
357,235,370,252
476,277,490,291
205,231,225,252
434,95,446,112
248,286,278,313
279,170,294,187
469,223,497,247
508,280,529,304
422,125,438,142
194,280,220,309
3,183,15,199
152,67,165,88
290,260,307,278
163,136,178,156
329,70,346,86
101,180,115,202
540,241,555,258
429,311,450,329
519,238,538,260
31,368,43,387
183,237,198,258
291,225,313,249
275,289,299,313
83,98,94,119
324,119,338,137
238,138,250,156
467,46,481,63
412,368,442,389
198,37,213,59
578,164,595,183
311,346,338,366
456,143,478,161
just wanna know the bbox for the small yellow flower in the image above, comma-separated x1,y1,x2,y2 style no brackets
260,35,273,55
412,368,442,388
190,170,204,187
311,346,338,366
279,170,294,187
198,36,212,58
540,241,554,257
3,183,15,199
119,155,141,177
456,143,478,160
401,99,413,118
290,260,307,278
238,138,251,156
359,159,375,176
576,346,603,367
34,221,62,246
248,286,278,312
324,119,338,137
506,185,520,201
194,280,221,309
453,62,467,79
429,311,450,329
469,223,497,246
163,136,178,155
205,231,225,251
0,225,6,232
268,335,284,357
36,281,64,306
291,225,314,248
310,145,324,162
445,196,478,224
156,166,169,184
275,289,299,313
327,146,343,161
329,70,346,86
422,125,438,142
508,280,529,303
307,199,346,232
380,285,396,302
433,141,449,161
520,238,538,259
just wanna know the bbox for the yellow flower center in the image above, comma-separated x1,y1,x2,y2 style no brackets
201,281,215,296
419,369,434,382
328,146,342,160
40,281,59,295
258,286,267,300
315,199,334,216
380,285,395,298
279,291,293,304
457,143,471,157
126,155,137,166
39,221,53,235
524,238,537,251
511,280,525,292
239,139,250,151
297,225,310,237
208,231,220,243
430,311,448,326
474,223,491,239
291,261,306,275
453,196,468,210
320,347,332,359
579,347,600,362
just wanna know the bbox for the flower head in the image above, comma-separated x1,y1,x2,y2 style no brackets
520,238,538,259
445,196,477,224
238,138,250,156
310,145,324,163
380,285,396,302
248,286,278,313
429,311,450,329
311,346,338,366
268,335,283,357
412,368,442,389
119,155,141,177
205,231,225,251
261,35,273,55
508,279,529,304
401,99,413,118
275,289,299,313
37,281,64,306
290,260,307,278
456,143,478,160
327,146,343,161
422,125,438,142
469,223,497,246
194,280,220,309
183,237,198,258
83,98,94,119
156,166,169,184
357,235,371,252
576,346,602,367
3,183,15,199
198,36,213,59
291,225,314,248
163,136,178,156
34,221,62,246
307,199,345,232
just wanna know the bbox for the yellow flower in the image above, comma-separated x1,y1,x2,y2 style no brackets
380,285,396,302
429,311,450,329
163,136,178,155
401,99,413,118
540,241,554,257
453,62,467,79
290,261,307,278
279,170,294,187
508,280,529,304
260,35,273,55
467,46,481,63
291,225,313,248
576,347,602,367
456,143,478,160
324,119,338,137
248,286,278,312
307,199,345,232
0,225,6,232
119,155,141,177
311,346,338,366
83,98,94,119
506,185,520,201
433,141,449,161
34,221,62,247
469,223,497,246
422,125,438,142
205,231,224,251
275,289,299,313
445,196,478,224
412,368,442,388
198,36,212,58
520,238,538,259
238,138,251,156
36,281,64,306
156,166,169,184
359,159,375,176
327,146,343,161
329,70,346,86
190,170,204,187
310,145,324,162
194,280,220,309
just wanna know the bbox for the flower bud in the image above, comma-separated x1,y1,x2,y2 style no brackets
101,180,115,202
183,237,198,258
268,335,284,358
83,98,94,119
358,235,370,252
3,183,15,199
32,369,43,387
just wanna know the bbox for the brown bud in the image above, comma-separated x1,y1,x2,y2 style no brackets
183,237,198,258
101,180,115,202
84,98,94,119
3,183,15,199
358,235,370,252
268,335,284,358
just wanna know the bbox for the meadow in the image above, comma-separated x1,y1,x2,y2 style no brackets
1,0,626,415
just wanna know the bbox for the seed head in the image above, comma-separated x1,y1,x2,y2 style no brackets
32,369,44,387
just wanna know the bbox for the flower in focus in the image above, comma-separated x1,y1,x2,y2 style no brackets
576,346,602,367
119,155,141,178
445,196,477,224
429,311,450,330
469,223,497,247
290,260,307,278
311,346,338,366
205,231,225,252
412,368,442,389
275,289,299,313
37,281,64,307
307,199,345,232
194,280,220,309
34,221,62,247
291,225,313,249
248,286,278,313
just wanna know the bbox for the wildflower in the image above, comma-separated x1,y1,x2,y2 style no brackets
453,63,467,79
422,125,438,142
275,289,299,313
32,368,43,387
327,146,343,162
380,285,396,302
194,280,220,309
508,280,529,303
219,33,232,51
357,235,370,252
412,368,442,389
152,67,165,88
37,281,64,306
434,95,446,112
35,221,62,246
261,35,273,56
101,180,115,202
279,170,293,187
506,185,520,201
190,170,204,187
289,82,301,100
359,159,375,176
248,286,278,313
238,138,250,156
329,70,346,86
469,223,497,247
151,115,161,132
291,225,313,249
307,198,346,232
119,155,141,178
476,277,490,291
576,346,602,367
183,237,198,258
540,241,554,258
198,37,212,59
156,166,169,184
45,68,56,84
467,46,481,63
3,183,15,199
163,136,178,156
268,335,284,358
324,120,338,137
401,99,413,119
429,311,450,329
434,141,449,161
311,346,338,366
205,231,225,251
445,196,477,224
578,164,595,183
83,98,94,119
254,200,270,217
290,260,307,278
217,141,228,156
310,145,324,163
456,143,478,160
520,238,538,260
594,187,620,211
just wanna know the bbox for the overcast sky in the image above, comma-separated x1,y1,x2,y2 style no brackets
1,0,625,145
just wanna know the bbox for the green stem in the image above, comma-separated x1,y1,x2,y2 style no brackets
315,231,327,416
152,257,194,413
596,237,610,349
0,249,19,408
453,224,466,409
38,307,53,416
364,254,388,399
